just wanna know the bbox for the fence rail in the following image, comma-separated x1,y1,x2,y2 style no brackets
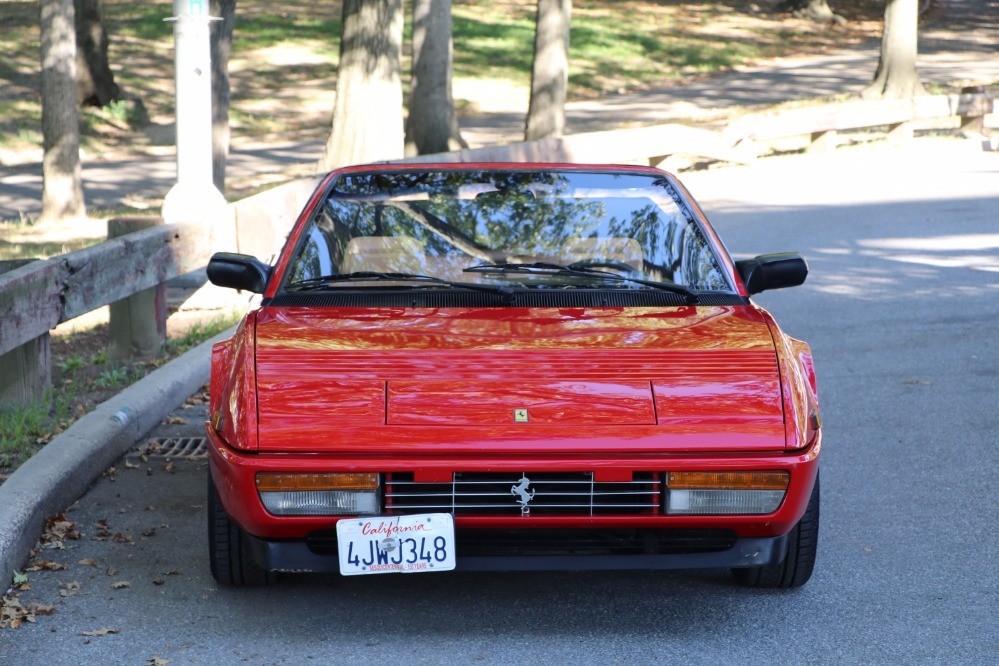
0,92,993,404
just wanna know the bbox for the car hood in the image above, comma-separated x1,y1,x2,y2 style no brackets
252,305,785,453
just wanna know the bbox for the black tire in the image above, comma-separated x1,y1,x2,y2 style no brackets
208,472,274,587
732,473,819,589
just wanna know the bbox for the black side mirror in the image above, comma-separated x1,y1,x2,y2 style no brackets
735,252,808,295
207,252,271,293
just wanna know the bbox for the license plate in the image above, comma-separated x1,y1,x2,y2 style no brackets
335,513,456,576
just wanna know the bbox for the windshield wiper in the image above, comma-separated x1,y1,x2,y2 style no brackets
462,262,699,304
286,271,516,302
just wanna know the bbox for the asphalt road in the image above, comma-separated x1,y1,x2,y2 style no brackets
2,140,997,664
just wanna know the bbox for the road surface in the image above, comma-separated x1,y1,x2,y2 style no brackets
2,139,997,664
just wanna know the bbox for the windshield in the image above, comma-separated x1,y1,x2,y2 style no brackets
282,169,732,293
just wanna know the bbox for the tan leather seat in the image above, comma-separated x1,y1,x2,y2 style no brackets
340,236,427,274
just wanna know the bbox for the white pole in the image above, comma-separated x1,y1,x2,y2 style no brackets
162,0,226,224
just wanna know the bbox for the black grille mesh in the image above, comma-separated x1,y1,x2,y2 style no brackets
385,472,660,517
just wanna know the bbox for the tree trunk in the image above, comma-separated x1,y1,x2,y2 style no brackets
404,0,466,156
40,0,86,223
320,0,405,171
74,0,120,107
210,0,237,193
524,0,571,141
779,0,845,24
862,0,925,99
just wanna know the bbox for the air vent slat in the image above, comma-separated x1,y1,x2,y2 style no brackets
269,290,744,308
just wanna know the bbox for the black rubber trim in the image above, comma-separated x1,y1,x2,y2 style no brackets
264,289,746,309
242,532,788,573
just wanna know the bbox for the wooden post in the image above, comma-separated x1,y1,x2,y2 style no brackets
0,260,51,407
887,121,913,145
808,130,838,154
959,85,987,135
108,218,167,359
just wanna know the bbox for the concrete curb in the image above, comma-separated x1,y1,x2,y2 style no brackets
0,327,235,586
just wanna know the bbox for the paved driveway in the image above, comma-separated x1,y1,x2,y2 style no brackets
2,140,997,664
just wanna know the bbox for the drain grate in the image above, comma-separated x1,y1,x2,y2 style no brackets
141,437,208,459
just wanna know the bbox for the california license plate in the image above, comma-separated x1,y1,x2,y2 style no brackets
335,513,456,576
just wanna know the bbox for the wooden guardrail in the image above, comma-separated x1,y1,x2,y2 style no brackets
400,92,994,167
0,91,992,405
722,91,995,153
0,177,318,405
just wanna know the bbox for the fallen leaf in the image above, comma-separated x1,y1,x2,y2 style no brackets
165,416,187,425
124,459,139,469
113,533,134,544
26,559,67,572
58,581,81,597
26,603,55,615
111,581,131,589
78,627,119,636
95,519,113,538
12,571,28,585
79,558,98,567
152,579,165,586
106,568,119,576
39,514,82,548
148,657,171,666
163,462,175,474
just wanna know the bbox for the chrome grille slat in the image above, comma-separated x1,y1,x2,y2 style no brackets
385,472,661,517
385,484,659,497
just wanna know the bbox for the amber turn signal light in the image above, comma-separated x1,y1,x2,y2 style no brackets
667,471,789,491
255,472,379,492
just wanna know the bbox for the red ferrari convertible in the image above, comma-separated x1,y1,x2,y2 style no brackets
205,163,820,588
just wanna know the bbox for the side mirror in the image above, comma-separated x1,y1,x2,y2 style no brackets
735,252,808,295
207,252,271,293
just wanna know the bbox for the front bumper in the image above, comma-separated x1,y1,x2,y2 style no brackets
207,425,821,545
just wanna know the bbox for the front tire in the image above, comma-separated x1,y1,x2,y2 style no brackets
732,473,819,589
208,472,274,587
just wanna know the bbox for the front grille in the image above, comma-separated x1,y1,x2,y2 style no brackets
305,528,736,557
385,472,661,517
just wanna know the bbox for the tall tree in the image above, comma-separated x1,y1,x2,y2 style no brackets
524,0,571,141
210,0,237,193
74,0,121,106
320,0,405,171
404,0,466,156
40,0,86,223
862,0,925,99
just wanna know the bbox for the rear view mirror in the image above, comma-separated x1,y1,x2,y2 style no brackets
207,252,271,294
736,252,808,295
